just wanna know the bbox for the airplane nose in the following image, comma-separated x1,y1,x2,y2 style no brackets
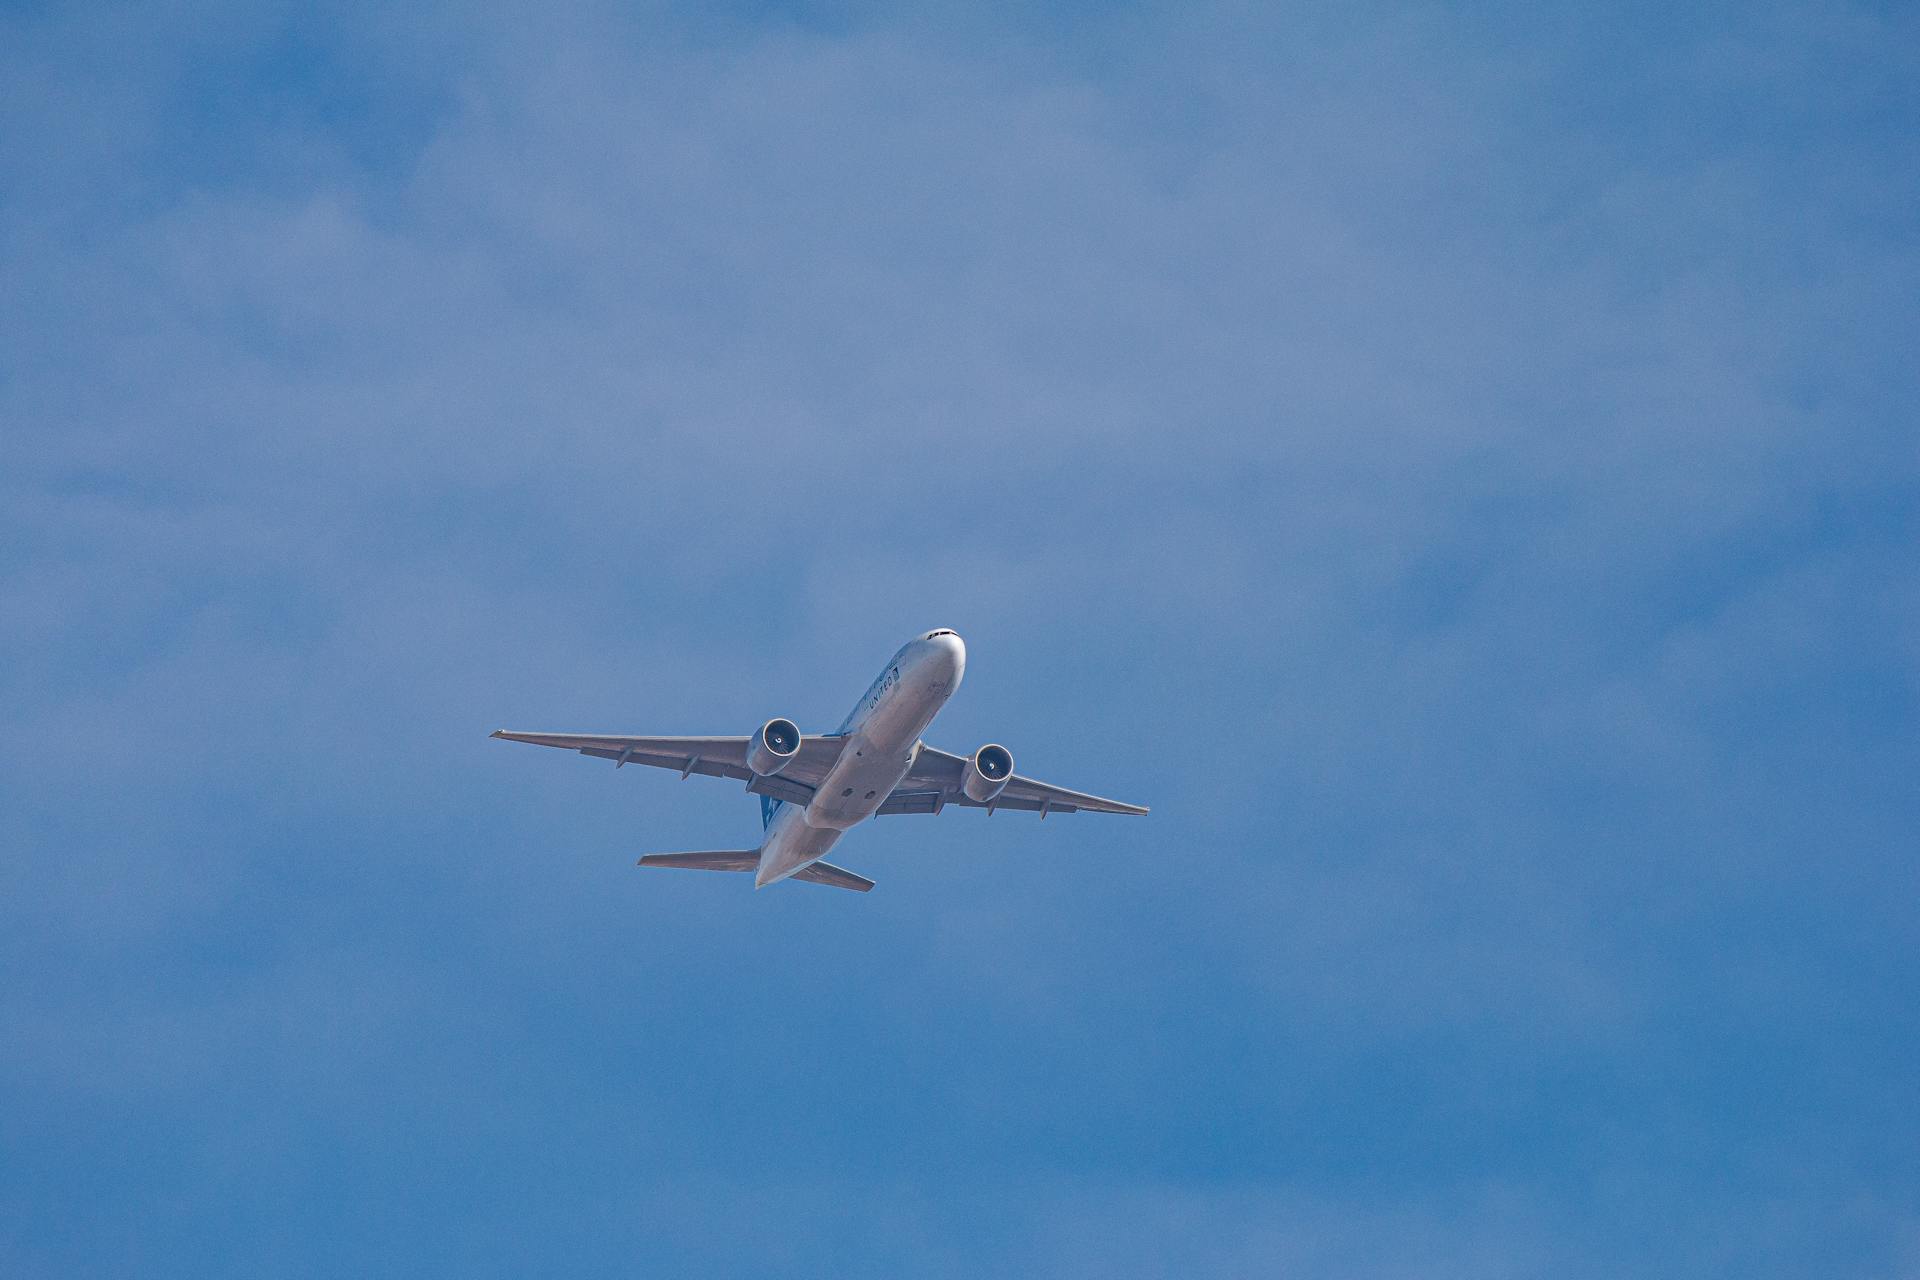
925,630,965,681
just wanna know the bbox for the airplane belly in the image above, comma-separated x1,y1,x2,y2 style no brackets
804,644,957,830
863,675,947,744
804,733,918,830
756,808,841,886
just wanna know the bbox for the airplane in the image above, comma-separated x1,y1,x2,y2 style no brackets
491,629,1147,893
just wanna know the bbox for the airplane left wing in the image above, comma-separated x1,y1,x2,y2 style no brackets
490,730,845,803
887,744,1149,816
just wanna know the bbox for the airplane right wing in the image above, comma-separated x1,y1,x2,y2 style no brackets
883,744,1149,816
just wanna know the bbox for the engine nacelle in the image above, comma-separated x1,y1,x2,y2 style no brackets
746,718,801,777
963,743,1015,804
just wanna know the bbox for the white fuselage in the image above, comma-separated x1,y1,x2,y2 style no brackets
755,631,966,887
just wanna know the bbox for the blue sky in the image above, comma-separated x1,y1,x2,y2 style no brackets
3,1,1916,1274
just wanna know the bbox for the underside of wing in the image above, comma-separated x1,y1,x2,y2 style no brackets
491,730,845,795
875,789,945,816
884,744,1148,817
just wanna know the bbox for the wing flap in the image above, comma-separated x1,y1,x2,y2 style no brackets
875,789,944,816
968,782,1147,815
746,773,816,807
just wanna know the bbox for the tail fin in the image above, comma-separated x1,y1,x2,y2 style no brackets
760,795,782,830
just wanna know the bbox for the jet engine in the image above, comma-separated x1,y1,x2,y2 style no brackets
746,718,802,776
962,743,1015,803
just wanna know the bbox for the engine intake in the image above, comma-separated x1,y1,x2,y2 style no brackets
963,743,1015,803
747,718,802,776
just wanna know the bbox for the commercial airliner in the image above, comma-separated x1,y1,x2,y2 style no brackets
492,630,1147,893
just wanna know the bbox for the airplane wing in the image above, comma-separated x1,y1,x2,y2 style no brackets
489,730,847,805
883,744,1149,816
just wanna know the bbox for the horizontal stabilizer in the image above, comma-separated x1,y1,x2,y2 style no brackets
792,861,874,893
636,851,874,892
637,850,759,873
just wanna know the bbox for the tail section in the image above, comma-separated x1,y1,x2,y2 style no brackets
792,861,874,892
760,795,782,830
636,850,872,892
